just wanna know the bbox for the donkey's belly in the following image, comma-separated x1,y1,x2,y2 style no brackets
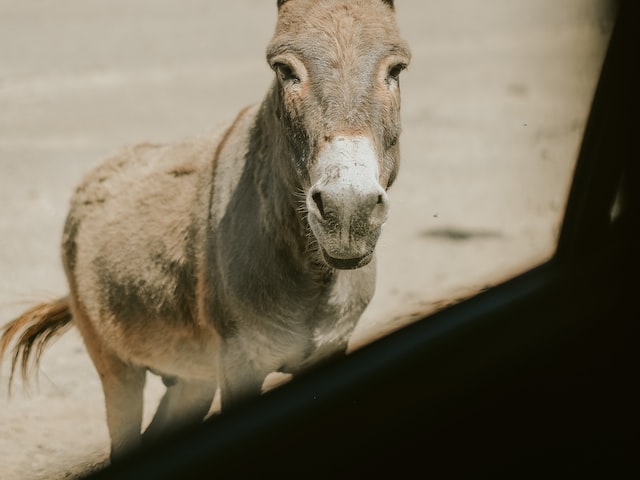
73,275,220,381
131,329,219,381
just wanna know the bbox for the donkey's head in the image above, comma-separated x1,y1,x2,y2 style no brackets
268,0,410,270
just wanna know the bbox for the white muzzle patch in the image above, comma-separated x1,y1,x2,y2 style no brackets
306,136,389,269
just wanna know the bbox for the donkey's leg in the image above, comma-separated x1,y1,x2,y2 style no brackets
218,339,270,410
99,356,146,461
142,378,217,442
70,302,146,461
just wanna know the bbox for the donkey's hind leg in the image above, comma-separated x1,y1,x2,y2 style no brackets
142,377,217,443
70,303,146,461
99,355,146,461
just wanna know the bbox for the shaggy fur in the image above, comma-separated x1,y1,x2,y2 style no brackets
0,0,410,461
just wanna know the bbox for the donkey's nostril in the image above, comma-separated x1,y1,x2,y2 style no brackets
312,190,325,218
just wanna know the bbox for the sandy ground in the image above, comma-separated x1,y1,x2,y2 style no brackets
0,1,611,478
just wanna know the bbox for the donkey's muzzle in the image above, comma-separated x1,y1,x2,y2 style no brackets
308,186,388,269
306,136,390,270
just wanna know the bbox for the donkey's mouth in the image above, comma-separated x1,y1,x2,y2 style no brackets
321,249,373,270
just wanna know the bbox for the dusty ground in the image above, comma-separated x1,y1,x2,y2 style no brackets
0,1,611,478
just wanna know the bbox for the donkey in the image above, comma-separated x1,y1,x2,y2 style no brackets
0,0,410,461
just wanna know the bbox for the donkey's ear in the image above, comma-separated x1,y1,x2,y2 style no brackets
277,0,288,8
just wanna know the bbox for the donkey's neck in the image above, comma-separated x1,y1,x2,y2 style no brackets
244,86,325,278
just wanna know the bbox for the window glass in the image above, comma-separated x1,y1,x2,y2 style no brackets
0,1,614,477
353,0,614,345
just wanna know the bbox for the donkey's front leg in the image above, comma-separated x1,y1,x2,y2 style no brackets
218,338,270,410
142,377,217,443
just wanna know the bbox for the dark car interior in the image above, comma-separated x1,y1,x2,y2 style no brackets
88,0,638,477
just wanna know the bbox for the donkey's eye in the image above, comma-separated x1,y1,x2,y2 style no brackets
273,62,300,84
387,63,407,82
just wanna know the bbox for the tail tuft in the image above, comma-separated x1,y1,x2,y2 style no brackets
0,296,73,392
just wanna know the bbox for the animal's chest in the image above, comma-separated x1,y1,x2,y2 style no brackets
229,263,376,374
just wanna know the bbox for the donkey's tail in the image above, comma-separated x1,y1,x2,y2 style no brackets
0,296,73,391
